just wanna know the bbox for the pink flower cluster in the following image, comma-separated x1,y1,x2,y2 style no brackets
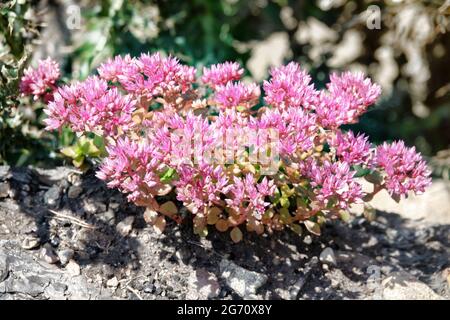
44,76,136,136
202,62,244,89
226,175,276,220
96,137,165,205
316,72,381,128
303,160,363,210
33,53,432,239
175,163,230,215
214,82,260,110
98,53,196,101
263,62,318,110
254,107,317,157
329,130,372,165
201,62,260,111
375,141,432,196
20,57,60,102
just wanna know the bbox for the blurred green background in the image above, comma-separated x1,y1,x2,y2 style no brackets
1,0,449,176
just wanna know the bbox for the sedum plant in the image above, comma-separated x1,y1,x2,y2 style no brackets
23,53,432,242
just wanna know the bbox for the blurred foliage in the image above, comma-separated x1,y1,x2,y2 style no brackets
0,0,449,174
0,0,59,166
69,0,254,79
430,148,450,180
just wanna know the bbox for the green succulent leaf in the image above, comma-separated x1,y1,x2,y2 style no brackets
160,167,176,183
353,165,371,178
280,196,290,208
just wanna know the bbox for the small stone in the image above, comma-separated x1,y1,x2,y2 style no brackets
274,287,291,300
154,286,162,295
82,200,98,214
219,259,268,298
303,235,312,245
187,269,220,299
285,258,292,267
144,283,155,293
272,256,280,266
116,216,135,236
67,172,82,186
95,202,107,213
11,168,32,184
331,278,340,288
67,185,83,199
106,276,119,288
66,260,81,276
58,248,74,266
44,185,61,207
21,236,40,250
442,267,450,285
362,235,379,248
109,202,120,210
40,245,59,264
0,182,10,198
319,247,337,267
98,209,115,224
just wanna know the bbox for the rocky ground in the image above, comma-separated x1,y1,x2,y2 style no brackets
0,165,449,300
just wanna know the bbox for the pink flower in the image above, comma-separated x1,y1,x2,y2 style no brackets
98,52,196,100
20,57,60,102
154,111,218,167
43,76,136,136
212,110,250,163
375,141,432,196
214,82,260,110
327,71,381,109
175,163,229,214
214,109,250,129
226,174,276,219
317,71,381,128
97,137,166,204
98,54,137,82
202,62,244,89
263,62,318,110
254,107,317,156
138,52,196,98
329,130,372,166
303,160,363,210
